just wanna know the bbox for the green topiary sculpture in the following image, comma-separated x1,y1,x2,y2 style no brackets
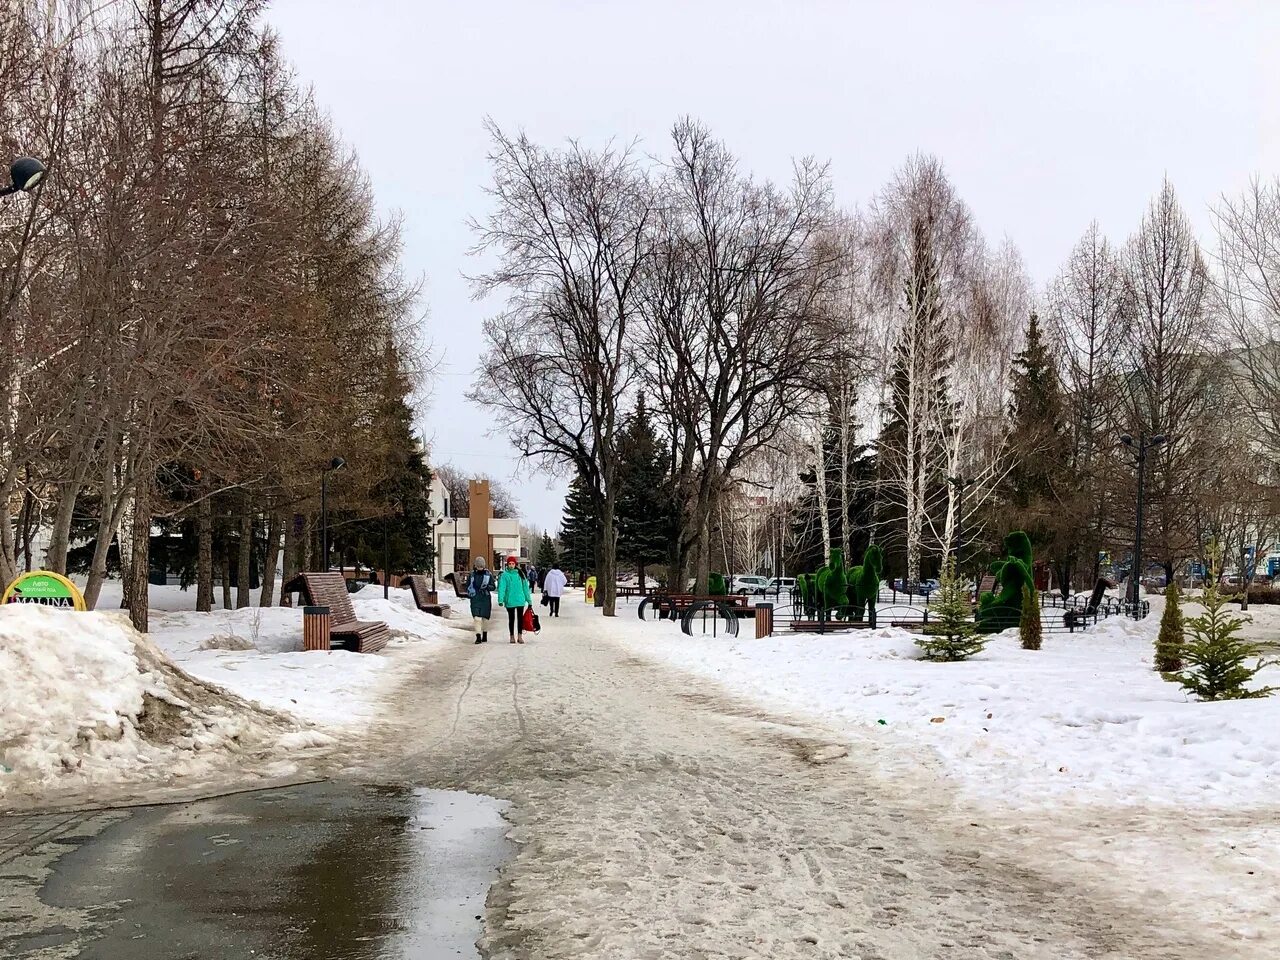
797,573,816,617
815,549,848,615
847,544,884,623
708,572,727,596
977,531,1034,633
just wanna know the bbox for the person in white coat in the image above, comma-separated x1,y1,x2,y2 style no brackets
541,563,567,618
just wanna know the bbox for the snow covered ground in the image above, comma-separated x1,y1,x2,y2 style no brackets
1,581,453,811
606,595,1280,944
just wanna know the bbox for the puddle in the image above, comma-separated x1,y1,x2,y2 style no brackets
1,782,512,959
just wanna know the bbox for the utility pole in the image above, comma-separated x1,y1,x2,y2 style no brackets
1121,432,1166,618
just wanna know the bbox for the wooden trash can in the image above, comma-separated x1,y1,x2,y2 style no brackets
754,602,774,639
302,605,331,652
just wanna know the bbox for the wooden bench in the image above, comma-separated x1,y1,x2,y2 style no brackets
787,619,873,634
284,573,391,654
404,575,450,618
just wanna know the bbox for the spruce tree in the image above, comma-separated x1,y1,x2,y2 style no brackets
916,559,985,662
1154,582,1185,673
535,531,559,571
1003,313,1074,589
1019,584,1043,651
616,399,676,590
1177,575,1276,701
558,472,600,576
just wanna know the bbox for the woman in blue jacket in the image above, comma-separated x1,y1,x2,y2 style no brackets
496,554,533,643
466,556,495,644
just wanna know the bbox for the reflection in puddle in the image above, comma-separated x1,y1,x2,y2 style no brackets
11,783,512,960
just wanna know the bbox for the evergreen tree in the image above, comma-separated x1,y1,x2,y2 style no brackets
916,559,985,661
1177,573,1275,701
1003,313,1075,592
1019,585,1043,651
535,531,559,571
1155,582,1185,673
616,398,677,589
559,472,600,576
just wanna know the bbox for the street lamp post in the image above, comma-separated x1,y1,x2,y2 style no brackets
432,516,445,590
320,457,345,572
0,157,46,198
946,476,977,559
1121,432,1166,618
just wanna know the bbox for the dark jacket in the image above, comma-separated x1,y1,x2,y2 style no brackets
467,569,495,618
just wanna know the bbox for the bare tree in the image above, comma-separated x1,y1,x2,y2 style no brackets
640,119,836,593
469,122,651,616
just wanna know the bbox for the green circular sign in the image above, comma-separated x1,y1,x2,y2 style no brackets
2,571,86,610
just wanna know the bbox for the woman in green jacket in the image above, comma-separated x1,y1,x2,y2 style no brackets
497,554,533,643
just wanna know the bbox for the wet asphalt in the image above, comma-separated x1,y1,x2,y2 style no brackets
1,782,511,960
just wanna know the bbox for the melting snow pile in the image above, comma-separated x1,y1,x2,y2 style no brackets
0,605,334,810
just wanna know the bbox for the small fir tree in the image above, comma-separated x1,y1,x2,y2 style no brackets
1177,574,1276,702
1019,584,1043,651
1154,582,1184,673
916,559,986,662
535,531,559,571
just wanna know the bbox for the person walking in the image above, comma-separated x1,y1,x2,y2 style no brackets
527,564,540,591
497,554,533,643
466,556,496,645
542,562,567,618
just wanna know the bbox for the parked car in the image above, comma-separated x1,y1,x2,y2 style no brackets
768,576,796,595
731,574,772,595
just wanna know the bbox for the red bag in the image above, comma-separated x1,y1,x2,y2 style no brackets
522,607,536,633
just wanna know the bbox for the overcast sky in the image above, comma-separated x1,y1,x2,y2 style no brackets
267,0,1280,533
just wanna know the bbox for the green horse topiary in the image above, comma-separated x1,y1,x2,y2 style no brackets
796,573,816,617
708,572,728,596
815,549,848,615
977,531,1034,633
848,544,884,623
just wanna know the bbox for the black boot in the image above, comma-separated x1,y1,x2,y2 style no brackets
482,631,488,643
475,634,482,644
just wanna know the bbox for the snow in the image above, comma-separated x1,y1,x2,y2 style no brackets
613,596,1280,809
1,581,452,810
605,597,1280,946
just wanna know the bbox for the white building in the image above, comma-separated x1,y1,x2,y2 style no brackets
429,476,524,582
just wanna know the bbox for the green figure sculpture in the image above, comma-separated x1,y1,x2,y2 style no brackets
848,544,884,623
815,549,849,616
708,572,728,596
977,531,1034,633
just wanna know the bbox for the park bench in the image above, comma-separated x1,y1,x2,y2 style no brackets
404,575,450,618
284,573,390,654
642,593,754,621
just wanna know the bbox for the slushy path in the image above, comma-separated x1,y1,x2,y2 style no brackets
366,595,1220,960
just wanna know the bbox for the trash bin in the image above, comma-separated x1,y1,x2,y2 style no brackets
755,602,773,638
302,605,331,652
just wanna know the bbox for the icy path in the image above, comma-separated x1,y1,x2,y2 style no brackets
356,601,1232,960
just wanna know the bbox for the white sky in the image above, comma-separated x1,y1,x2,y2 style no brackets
267,0,1280,533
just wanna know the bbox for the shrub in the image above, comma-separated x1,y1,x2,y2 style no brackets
1019,584,1042,650
1154,582,1184,673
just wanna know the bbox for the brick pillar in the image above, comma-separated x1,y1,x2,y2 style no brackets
469,478,491,567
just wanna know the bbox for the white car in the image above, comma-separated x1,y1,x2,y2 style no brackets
732,574,772,595
768,577,796,594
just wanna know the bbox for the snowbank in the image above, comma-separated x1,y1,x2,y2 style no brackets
0,606,333,809
611,608,1280,810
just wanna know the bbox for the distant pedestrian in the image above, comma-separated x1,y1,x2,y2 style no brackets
497,554,533,643
527,564,540,590
542,563,567,618
466,556,496,645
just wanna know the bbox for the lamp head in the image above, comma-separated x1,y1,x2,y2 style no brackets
328,456,346,471
1120,435,1134,447
8,157,45,193
1150,434,1167,447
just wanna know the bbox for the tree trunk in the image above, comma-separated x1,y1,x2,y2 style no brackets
127,478,151,632
236,498,252,608
813,428,831,563
83,435,129,610
44,458,93,574
196,490,213,612
0,471,20,588
280,513,300,605
19,482,36,573
599,495,618,617
221,540,233,610
260,512,283,607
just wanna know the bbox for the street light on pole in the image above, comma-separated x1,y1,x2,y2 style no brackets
0,157,46,198
320,457,345,572
1120,432,1166,618
432,516,445,590
946,475,977,559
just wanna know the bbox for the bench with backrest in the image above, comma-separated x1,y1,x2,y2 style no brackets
404,575,450,618
285,573,390,654
646,592,753,620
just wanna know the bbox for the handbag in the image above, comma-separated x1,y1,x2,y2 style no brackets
522,607,536,632
540,592,550,607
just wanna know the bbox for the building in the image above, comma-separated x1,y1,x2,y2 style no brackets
429,476,524,581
